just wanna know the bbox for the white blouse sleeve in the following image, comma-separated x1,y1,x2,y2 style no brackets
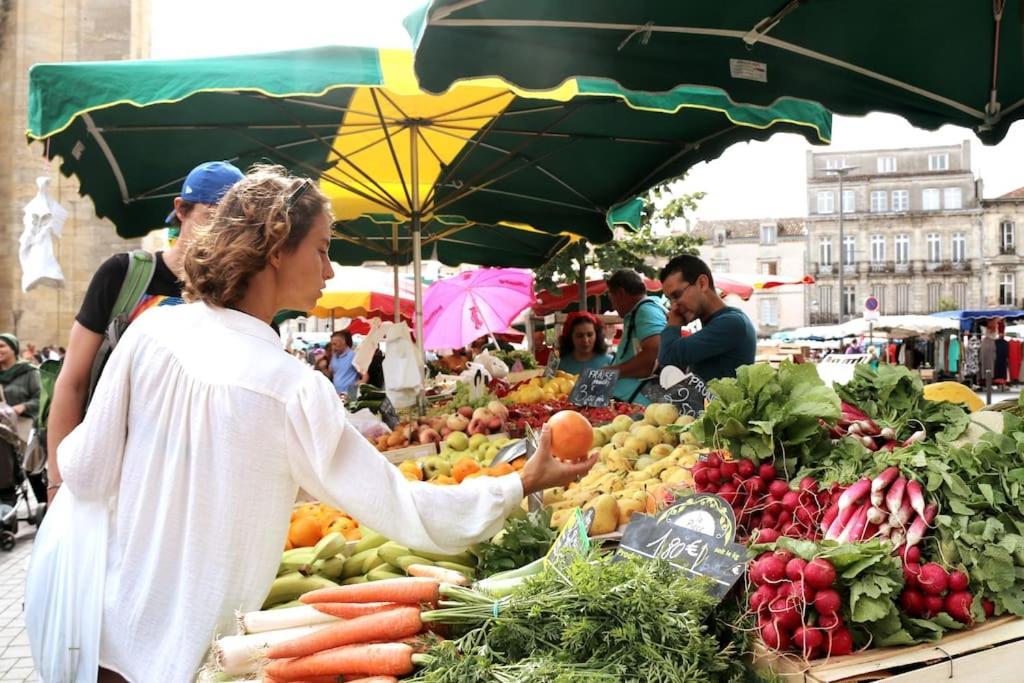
57,322,138,502
285,374,524,555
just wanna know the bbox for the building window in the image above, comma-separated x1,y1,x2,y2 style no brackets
843,285,856,317
870,234,886,263
818,286,833,316
928,283,942,311
928,153,949,171
760,224,777,245
895,234,910,264
922,188,940,210
843,235,856,266
714,230,726,246
760,261,779,276
927,233,941,263
842,190,856,213
817,191,835,214
870,191,888,212
1001,220,1015,254
877,156,897,173
896,284,910,315
1000,273,1016,306
760,298,779,327
825,158,845,170
819,237,833,266
952,232,966,263
891,190,909,212
297,321,307,333
952,283,967,309
944,187,963,209
874,286,886,314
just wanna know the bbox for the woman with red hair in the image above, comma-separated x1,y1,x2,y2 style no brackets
557,312,613,375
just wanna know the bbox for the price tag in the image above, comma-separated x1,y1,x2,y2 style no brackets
543,352,560,379
640,369,713,418
617,493,745,600
568,367,620,407
378,397,400,430
546,507,594,570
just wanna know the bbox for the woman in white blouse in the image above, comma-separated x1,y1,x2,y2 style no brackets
49,166,596,682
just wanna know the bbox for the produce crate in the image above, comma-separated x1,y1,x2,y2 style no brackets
752,617,1024,682
380,442,438,464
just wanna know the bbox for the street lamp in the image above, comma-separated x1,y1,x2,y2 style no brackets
825,165,859,323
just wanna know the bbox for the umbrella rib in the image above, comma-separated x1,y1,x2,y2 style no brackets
428,90,515,122
414,126,450,170
331,228,393,257
431,17,985,120
274,95,407,124
443,185,600,214
375,88,415,123
370,89,415,212
619,125,745,199
80,113,130,204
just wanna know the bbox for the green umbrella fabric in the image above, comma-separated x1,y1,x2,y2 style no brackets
409,1,1023,144
27,45,831,245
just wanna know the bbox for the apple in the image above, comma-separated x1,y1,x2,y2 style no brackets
421,455,452,479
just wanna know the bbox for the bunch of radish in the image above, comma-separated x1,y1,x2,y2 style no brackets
820,467,937,552
692,453,833,543
897,550,988,625
824,402,926,452
748,550,853,658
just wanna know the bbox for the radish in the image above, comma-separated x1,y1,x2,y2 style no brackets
717,482,738,504
899,546,921,564
737,459,755,478
759,555,787,583
837,478,871,513
890,529,906,548
948,571,969,592
720,461,738,479
826,627,854,656
900,589,924,616
755,528,780,544
903,429,927,446
903,562,921,588
804,558,837,590
746,477,765,496
706,452,723,468
761,512,778,530
769,598,803,631
705,483,719,494
795,505,816,527
781,522,803,538
837,504,870,544
759,463,777,481
781,491,800,511
749,559,766,586
871,466,900,507
820,505,839,534
918,563,949,595
813,589,841,616
774,549,795,564
879,426,896,441
817,612,842,630
824,504,856,541
799,477,819,493
768,479,791,500
777,510,793,527
923,594,945,618
760,621,790,651
906,480,926,518
866,506,887,526
862,436,879,451
848,422,862,436
749,584,777,612
693,469,709,486
705,468,721,484
890,495,914,529
791,626,824,658
983,599,995,617
791,579,816,603
878,522,891,537
885,476,907,516
945,592,974,624
906,503,938,548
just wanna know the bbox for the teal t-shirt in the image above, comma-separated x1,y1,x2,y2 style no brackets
612,297,667,403
658,306,757,384
558,353,613,376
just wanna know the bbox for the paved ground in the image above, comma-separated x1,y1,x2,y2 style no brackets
0,501,37,682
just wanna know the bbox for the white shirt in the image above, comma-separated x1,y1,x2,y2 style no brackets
57,303,524,682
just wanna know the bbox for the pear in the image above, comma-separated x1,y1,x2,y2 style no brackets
649,444,674,460
584,494,619,535
634,425,662,450
617,496,647,527
591,429,608,449
611,432,630,447
624,436,649,455
634,455,656,471
421,455,452,479
611,415,635,433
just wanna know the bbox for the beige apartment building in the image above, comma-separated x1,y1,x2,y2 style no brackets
804,142,984,323
980,187,1024,309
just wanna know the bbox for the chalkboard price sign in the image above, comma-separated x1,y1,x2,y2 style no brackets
640,368,713,418
568,367,620,407
543,352,560,379
378,397,400,430
617,494,746,599
546,507,594,570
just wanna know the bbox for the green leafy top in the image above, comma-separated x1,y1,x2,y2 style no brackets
473,508,558,578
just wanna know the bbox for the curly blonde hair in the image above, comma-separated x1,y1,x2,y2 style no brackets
183,164,331,308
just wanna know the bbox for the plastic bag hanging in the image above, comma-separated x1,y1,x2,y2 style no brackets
20,177,67,292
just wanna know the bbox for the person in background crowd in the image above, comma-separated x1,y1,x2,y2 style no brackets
329,330,365,397
46,161,243,504
0,333,44,503
532,330,552,366
606,269,666,403
314,355,332,380
657,254,756,384
556,312,612,376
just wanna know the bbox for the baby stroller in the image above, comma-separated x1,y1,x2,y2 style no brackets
0,407,45,551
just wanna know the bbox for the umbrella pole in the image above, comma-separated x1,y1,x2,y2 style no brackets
392,223,401,324
577,241,588,313
411,123,427,414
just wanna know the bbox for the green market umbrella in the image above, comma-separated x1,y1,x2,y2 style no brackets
27,45,830,345
409,0,1023,144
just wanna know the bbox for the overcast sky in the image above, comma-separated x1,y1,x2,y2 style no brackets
151,0,1024,222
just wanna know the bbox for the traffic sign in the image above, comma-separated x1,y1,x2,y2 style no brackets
863,295,880,321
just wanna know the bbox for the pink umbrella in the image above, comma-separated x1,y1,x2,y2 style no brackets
422,268,536,351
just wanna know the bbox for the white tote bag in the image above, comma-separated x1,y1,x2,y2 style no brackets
25,488,109,683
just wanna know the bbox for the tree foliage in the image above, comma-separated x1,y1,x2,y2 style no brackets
936,297,959,312
534,181,705,294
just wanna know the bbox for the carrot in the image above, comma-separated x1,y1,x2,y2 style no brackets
299,577,440,606
311,602,403,619
405,564,469,586
343,677,398,683
263,676,340,683
264,642,414,681
267,606,423,660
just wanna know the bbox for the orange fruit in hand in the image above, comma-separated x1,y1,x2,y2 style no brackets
548,410,594,462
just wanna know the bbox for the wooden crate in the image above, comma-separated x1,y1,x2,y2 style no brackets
752,617,1024,682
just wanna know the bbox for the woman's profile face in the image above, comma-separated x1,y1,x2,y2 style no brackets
276,212,334,312
571,322,596,355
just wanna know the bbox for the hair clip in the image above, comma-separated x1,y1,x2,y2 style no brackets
285,178,313,211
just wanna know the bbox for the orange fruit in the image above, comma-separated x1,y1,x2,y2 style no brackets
452,457,482,483
489,462,515,476
548,410,594,462
288,516,322,548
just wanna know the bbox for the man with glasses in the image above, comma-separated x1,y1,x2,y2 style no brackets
658,254,756,384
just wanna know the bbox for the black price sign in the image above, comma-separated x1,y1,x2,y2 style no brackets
546,507,594,570
640,368,713,417
543,352,560,379
568,367,620,407
617,494,745,599
378,397,400,430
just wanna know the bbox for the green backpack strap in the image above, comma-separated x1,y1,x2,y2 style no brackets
110,250,157,320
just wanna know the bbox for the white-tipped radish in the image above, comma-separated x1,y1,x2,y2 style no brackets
858,420,881,436
866,506,887,526
238,604,339,635
837,478,871,513
906,503,939,548
890,529,906,547
906,479,927,518
879,522,892,536
903,430,927,446
890,495,914,529
837,504,870,544
872,466,899,495
886,476,907,517
848,422,862,436
879,427,897,441
825,503,857,541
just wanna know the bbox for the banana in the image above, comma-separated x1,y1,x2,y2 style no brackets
309,532,348,564
361,548,385,574
277,547,316,575
395,555,434,572
352,528,387,554
376,542,412,566
367,566,405,582
342,548,377,579
435,561,476,578
342,576,368,585
262,571,337,609
411,549,477,566
315,557,347,580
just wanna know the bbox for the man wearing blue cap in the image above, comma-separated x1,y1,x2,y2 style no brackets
45,161,244,503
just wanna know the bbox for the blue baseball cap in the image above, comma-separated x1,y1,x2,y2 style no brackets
165,161,245,223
